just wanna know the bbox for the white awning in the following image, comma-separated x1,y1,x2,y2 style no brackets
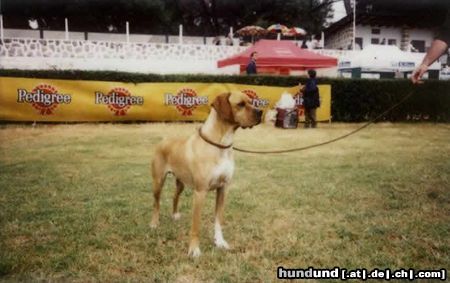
338,44,441,72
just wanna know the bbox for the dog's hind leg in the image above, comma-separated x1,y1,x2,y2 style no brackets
172,179,184,220
150,153,167,228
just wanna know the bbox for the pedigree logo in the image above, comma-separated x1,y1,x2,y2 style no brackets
17,84,72,115
293,93,305,116
242,90,269,108
293,93,304,107
95,87,144,116
164,88,208,116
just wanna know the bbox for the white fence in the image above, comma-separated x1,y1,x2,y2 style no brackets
0,37,245,74
1,28,237,45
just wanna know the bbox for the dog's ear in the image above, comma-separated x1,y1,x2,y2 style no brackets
211,93,235,123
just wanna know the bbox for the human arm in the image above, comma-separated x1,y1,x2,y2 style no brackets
298,82,305,94
412,6,450,84
411,39,448,84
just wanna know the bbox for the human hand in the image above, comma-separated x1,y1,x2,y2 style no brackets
411,63,428,84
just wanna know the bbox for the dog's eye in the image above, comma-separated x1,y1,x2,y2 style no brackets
237,101,246,107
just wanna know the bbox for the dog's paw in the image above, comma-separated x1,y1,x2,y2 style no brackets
150,220,159,229
215,238,230,249
188,246,201,258
172,213,181,220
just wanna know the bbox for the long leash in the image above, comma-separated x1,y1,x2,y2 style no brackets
233,90,416,154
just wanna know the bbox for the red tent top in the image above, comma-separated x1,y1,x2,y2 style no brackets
217,40,337,70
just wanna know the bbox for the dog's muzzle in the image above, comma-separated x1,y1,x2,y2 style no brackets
243,109,263,129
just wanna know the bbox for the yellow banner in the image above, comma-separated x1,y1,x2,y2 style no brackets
0,77,331,122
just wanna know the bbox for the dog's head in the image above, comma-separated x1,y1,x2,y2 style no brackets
211,92,262,128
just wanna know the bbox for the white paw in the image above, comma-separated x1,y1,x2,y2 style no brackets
172,213,181,220
150,221,159,229
215,237,230,249
188,247,201,257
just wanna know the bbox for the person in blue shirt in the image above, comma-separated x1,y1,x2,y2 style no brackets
246,52,257,75
301,69,320,128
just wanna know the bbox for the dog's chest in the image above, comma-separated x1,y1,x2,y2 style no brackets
209,157,234,188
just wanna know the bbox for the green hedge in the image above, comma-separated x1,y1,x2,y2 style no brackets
1,69,449,122
330,79,450,122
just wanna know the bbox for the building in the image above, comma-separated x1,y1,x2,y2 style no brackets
324,0,447,53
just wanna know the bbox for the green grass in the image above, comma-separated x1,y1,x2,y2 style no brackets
0,123,449,282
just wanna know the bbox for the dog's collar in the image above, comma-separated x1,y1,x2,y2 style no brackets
198,127,233,149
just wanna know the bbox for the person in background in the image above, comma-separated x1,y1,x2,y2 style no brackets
301,69,320,128
246,52,257,75
225,33,234,46
213,36,221,46
411,5,449,83
347,40,353,50
407,41,418,52
300,40,308,49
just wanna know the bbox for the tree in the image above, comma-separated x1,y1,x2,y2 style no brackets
2,0,335,36
172,0,334,36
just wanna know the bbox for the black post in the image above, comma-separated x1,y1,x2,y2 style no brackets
84,31,88,40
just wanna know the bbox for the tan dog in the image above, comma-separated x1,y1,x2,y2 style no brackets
151,92,262,257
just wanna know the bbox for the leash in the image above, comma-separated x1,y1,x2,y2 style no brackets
232,90,416,154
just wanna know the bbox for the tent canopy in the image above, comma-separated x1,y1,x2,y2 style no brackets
217,40,337,72
338,44,441,72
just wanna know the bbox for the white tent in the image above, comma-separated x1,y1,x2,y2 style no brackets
338,44,441,73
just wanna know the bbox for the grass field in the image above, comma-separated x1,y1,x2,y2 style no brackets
0,122,449,282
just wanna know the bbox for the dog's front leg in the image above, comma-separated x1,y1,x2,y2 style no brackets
172,179,184,220
214,186,230,249
188,189,207,257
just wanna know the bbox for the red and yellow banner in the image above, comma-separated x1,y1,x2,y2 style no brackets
0,77,331,122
